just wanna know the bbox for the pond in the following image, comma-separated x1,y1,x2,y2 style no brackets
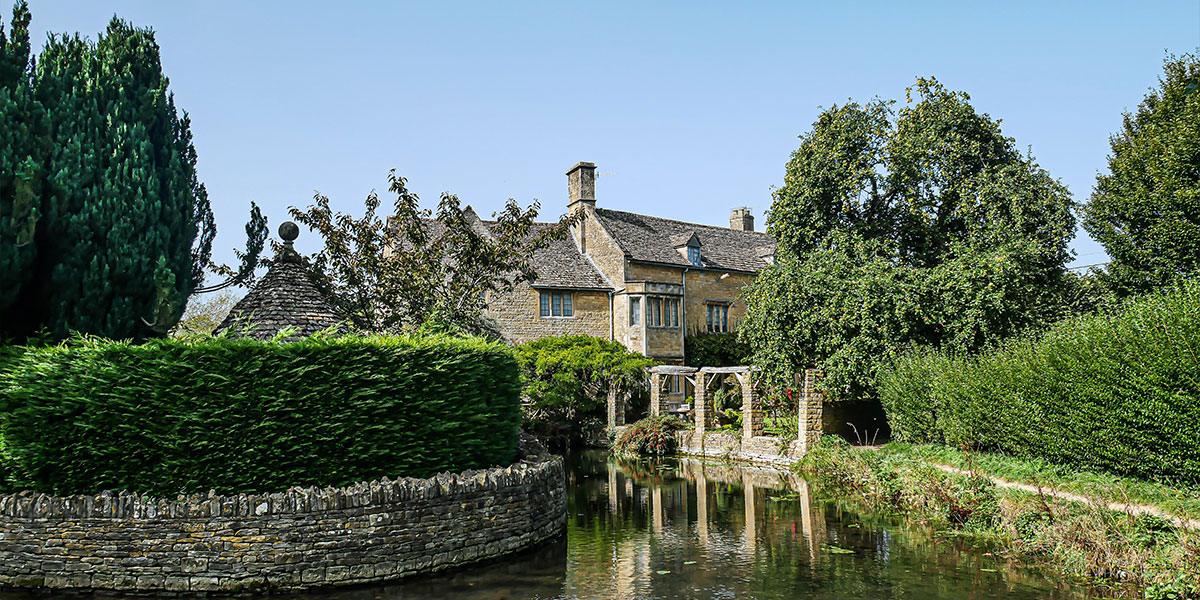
307,450,1091,600
0,451,1095,600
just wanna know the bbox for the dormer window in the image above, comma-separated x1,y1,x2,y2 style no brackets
673,231,703,266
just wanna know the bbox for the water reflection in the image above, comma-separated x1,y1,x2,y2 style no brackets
1,452,1094,600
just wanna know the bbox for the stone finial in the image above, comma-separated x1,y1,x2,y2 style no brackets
278,221,301,264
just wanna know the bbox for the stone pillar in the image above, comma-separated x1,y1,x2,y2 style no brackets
607,386,626,428
649,371,665,417
740,372,763,438
693,372,713,432
799,369,824,453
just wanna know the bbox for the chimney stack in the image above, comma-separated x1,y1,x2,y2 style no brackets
730,207,754,232
567,162,597,253
567,162,596,215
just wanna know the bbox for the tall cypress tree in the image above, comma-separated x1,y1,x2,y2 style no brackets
0,1,44,319
1,6,230,341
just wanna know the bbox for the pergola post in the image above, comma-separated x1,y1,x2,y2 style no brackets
799,369,824,452
649,370,665,417
606,385,626,428
739,371,763,438
693,371,713,432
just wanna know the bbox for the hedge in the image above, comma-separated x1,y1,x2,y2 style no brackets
0,334,522,495
684,332,751,368
879,281,1200,483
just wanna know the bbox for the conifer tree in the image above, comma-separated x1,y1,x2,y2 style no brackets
0,4,262,341
0,1,43,316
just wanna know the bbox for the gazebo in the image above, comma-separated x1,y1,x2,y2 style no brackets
215,222,343,341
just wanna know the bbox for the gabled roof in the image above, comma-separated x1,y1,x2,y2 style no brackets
670,231,702,248
594,208,775,273
216,254,343,341
481,220,612,290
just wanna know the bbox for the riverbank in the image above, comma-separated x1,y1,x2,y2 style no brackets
798,439,1200,599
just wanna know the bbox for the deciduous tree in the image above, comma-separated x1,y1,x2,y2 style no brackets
1083,53,1200,296
291,170,574,335
743,78,1077,399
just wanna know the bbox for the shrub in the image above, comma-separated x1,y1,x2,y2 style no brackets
514,335,655,438
880,281,1200,483
613,415,687,456
684,332,750,367
0,334,521,495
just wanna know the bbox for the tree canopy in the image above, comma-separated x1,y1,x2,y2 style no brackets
291,170,574,336
0,2,264,341
1083,53,1200,297
742,78,1078,399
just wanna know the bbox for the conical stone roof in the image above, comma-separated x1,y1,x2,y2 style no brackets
216,223,343,341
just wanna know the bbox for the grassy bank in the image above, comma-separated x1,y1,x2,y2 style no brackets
798,439,1200,599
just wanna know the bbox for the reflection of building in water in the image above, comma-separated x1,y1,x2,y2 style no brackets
696,475,709,541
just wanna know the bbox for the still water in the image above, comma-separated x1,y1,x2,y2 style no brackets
315,451,1089,600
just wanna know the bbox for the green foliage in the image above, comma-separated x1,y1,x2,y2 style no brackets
684,332,750,367
0,3,265,341
514,335,656,425
612,415,687,456
0,334,522,495
800,439,1200,596
0,1,42,319
879,281,1200,483
291,172,575,335
1084,53,1200,297
743,78,1077,399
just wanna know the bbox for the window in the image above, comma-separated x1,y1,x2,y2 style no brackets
539,291,574,317
629,297,641,325
647,297,680,328
669,374,682,394
687,246,701,266
706,303,729,333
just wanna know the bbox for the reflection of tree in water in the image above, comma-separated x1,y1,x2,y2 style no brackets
274,450,1090,600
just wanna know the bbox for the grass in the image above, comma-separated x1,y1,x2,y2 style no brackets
888,443,1200,523
798,438,1200,599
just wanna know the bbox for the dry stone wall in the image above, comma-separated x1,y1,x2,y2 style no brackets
0,452,565,593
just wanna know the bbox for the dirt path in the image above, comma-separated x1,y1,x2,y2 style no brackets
932,463,1200,531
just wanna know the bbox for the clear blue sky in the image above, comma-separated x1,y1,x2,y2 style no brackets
22,1,1200,273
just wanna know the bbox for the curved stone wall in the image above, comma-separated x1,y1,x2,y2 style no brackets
0,452,565,593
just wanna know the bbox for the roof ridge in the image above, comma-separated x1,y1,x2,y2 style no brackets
595,207,772,236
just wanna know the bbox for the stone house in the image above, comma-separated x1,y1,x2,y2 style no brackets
483,162,776,398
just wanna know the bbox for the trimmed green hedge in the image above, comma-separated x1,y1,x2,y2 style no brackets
0,334,521,495
880,281,1200,483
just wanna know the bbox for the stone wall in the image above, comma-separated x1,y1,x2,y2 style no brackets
487,282,609,344
0,452,566,593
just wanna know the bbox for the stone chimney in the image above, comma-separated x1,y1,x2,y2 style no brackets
730,207,754,232
567,162,596,253
567,162,596,215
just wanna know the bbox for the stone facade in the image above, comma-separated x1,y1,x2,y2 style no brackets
486,281,609,344
0,451,565,593
486,162,776,391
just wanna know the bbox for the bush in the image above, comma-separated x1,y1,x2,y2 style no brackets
684,332,750,367
880,281,1200,483
613,415,688,456
0,334,521,495
514,335,655,441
